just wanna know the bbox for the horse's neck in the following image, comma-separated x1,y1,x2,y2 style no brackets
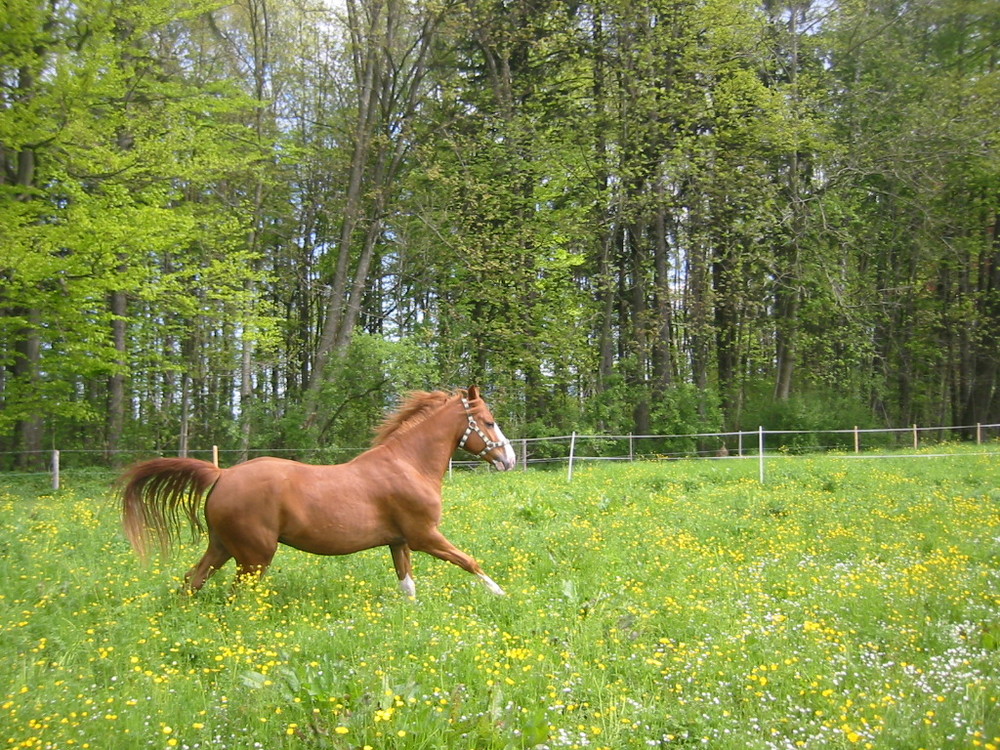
389,399,463,478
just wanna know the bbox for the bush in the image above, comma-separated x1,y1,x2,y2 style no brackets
739,385,887,452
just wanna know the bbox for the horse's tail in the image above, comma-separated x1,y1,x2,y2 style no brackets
118,458,223,562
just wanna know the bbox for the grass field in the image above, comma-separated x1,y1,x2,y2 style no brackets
1,449,998,749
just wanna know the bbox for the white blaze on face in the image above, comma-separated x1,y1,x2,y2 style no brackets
492,423,516,471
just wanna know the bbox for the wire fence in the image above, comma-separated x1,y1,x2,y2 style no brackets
457,422,1000,481
3,422,998,489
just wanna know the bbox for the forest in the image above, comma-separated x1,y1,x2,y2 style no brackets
1,0,998,464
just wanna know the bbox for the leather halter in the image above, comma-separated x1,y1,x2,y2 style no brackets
457,397,506,458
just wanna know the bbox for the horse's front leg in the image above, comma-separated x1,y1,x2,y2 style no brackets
390,543,416,597
410,530,506,596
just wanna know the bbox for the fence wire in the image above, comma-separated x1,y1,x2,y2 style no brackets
3,422,998,487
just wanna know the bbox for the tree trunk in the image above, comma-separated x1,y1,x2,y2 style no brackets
592,7,615,396
13,309,43,469
714,243,739,426
306,0,438,428
11,59,43,469
630,222,650,435
107,45,134,463
178,371,190,458
307,0,378,402
596,231,617,393
966,208,1000,423
773,291,797,401
652,193,674,397
772,1,808,403
687,194,712,405
107,290,127,463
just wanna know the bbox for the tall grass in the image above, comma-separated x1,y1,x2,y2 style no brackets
1,450,998,749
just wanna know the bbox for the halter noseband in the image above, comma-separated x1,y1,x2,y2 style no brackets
457,397,506,458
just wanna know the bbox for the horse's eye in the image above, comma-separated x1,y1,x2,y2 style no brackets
486,421,496,428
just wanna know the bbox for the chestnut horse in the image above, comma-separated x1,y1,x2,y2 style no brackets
119,387,515,597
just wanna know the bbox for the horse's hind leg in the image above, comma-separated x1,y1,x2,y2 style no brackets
390,543,415,597
185,537,232,592
231,542,278,586
410,530,505,596
234,559,273,585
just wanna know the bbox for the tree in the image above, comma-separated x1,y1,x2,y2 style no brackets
3,0,997,464
823,0,1000,425
0,0,275,461
303,0,445,429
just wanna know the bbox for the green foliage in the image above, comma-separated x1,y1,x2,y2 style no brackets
740,382,888,452
255,332,440,455
581,376,722,442
649,382,724,436
3,0,998,457
0,0,277,454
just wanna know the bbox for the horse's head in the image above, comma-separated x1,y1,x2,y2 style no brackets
458,386,516,471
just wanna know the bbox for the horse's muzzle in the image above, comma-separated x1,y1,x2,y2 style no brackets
491,441,517,471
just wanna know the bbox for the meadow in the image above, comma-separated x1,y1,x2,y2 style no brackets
1,449,998,749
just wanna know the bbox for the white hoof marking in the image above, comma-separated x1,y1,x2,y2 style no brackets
479,573,506,596
399,574,416,598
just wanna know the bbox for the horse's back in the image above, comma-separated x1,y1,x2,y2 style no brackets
211,456,347,511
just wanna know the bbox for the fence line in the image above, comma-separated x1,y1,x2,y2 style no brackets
3,422,998,488
456,422,1000,481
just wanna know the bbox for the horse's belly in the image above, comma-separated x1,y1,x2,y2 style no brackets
279,509,398,556
281,531,392,556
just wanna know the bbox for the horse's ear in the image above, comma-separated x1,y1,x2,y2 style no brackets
467,385,481,401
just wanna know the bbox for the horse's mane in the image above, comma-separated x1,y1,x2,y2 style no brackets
372,390,461,446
